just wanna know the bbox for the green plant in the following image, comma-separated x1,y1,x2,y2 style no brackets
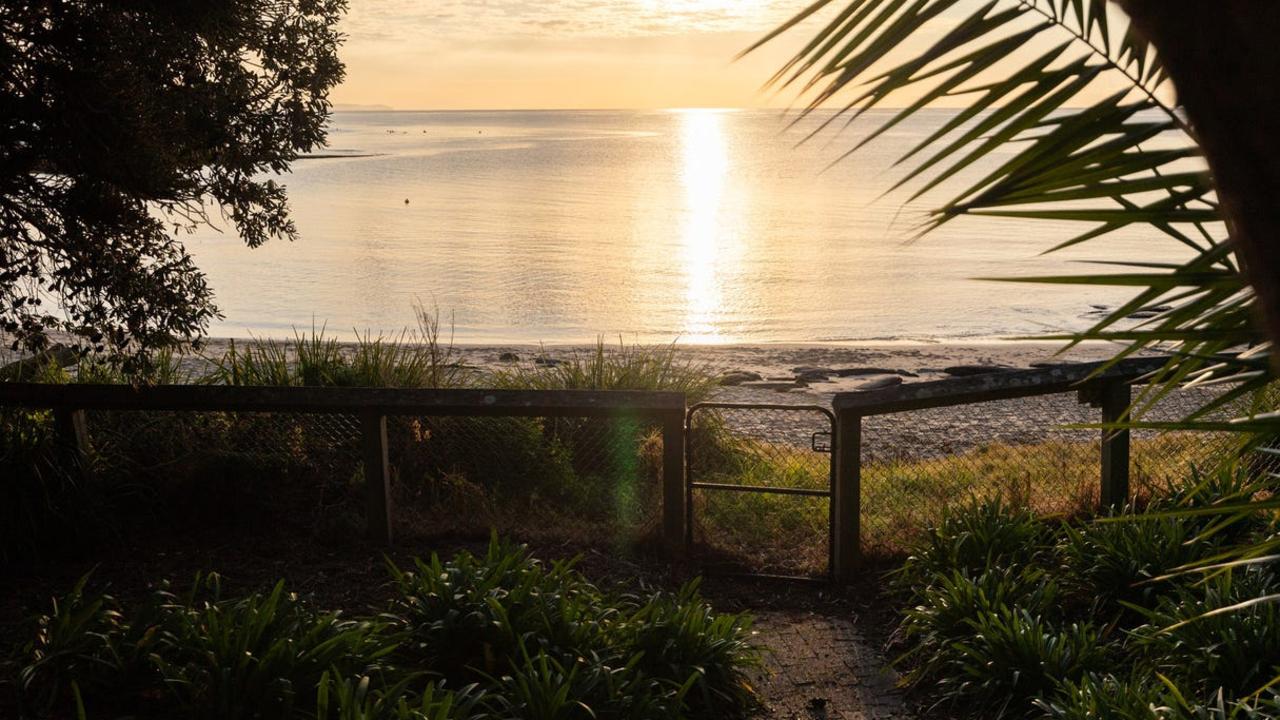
385,539,602,685
492,337,718,403
940,609,1108,718
751,0,1280,584
1059,511,1222,610
1036,673,1171,720
210,304,467,390
14,541,760,720
17,573,388,720
896,566,1061,682
1165,687,1280,720
619,579,759,717
1132,569,1280,699
895,498,1050,591
316,670,482,720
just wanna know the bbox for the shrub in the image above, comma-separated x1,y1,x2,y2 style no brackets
1059,511,1222,610
210,305,467,389
15,541,761,720
895,498,1050,595
391,415,585,514
938,609,1108,718
896,566,1061,682
1149,466,1274,546
1036,673,1170,720
491,337,718,403
1132,569,1280,699
0,389,127,564
17,573,385,720
618,579,759,716
385,540,603,685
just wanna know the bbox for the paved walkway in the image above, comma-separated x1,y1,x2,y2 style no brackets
750,609,911,719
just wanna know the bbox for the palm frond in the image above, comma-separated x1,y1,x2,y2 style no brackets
749,0,1273,426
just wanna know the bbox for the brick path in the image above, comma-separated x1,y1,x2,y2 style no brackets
749,609,912,719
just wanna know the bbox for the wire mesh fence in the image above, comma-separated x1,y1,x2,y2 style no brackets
385,414,666,546
1,369,1272,575
686,404,833,578
857,385,1246,556
6,405,668,550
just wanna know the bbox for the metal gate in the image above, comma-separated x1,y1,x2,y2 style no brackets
685,402,836,580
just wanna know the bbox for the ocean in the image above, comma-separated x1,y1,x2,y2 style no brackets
186,109,1194,344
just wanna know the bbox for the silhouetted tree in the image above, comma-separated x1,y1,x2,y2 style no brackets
0,0,346,364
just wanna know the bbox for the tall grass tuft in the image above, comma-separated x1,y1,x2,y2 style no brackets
493,337,718,401
209,304,468,388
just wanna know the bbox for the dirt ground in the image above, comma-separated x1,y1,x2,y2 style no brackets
0,531,915,719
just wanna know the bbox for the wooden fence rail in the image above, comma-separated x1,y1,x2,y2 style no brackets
828,356,1171,582
0,384,687,550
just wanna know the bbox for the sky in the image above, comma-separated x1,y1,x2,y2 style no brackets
331,0,833,110
330,0,1140,111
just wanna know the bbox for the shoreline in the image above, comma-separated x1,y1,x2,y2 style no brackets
195,336,1155,403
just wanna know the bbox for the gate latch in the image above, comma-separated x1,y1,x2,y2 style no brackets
811,431,832,453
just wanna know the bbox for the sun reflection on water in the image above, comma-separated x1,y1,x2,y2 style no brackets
678,109,732,342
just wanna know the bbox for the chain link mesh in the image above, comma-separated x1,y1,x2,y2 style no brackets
687,405,833,578
60,409,665,548
858,385,1244,556
385,415,665,547
2,376,1270,570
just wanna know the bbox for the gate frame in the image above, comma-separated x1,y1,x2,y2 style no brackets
685,402,837,581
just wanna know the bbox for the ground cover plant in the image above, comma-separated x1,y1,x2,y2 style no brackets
7,538,760,720
889,475,1280,720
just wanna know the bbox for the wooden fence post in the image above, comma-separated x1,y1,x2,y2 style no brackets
1099,380,1132,510
52,407,92,470
833,410,862,583
361,411,393,545
661,409,686,559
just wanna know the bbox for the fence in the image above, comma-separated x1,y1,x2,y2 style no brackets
0,356,1256,581
685,403,835,579
0,384,687,552
829,357,1246,581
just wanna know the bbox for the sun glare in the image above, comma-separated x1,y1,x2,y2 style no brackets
679,109,731,342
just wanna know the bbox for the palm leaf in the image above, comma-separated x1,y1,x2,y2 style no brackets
747,0,1272,424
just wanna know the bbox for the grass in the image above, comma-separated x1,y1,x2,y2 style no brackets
209,306,469,389
860,432,1231,555
490,337,719,403
684,426,1230,574
10,538,760,720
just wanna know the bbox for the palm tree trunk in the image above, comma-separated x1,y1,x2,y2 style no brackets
1118,0,1280,352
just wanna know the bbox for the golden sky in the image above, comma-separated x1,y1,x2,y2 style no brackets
333,1,842,109
331,0,1134,111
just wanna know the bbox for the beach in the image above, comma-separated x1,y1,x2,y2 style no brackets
186,338,1197,461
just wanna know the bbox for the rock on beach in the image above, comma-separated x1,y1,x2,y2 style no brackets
851,375,903,391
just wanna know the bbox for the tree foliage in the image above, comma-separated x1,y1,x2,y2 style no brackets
0,0,346,363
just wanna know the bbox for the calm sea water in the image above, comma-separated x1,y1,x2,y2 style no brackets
186,109,1192,344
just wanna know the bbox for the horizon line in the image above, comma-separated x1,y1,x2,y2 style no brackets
329,105,1010,114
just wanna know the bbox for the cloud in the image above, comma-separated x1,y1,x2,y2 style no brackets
341,0,813,47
